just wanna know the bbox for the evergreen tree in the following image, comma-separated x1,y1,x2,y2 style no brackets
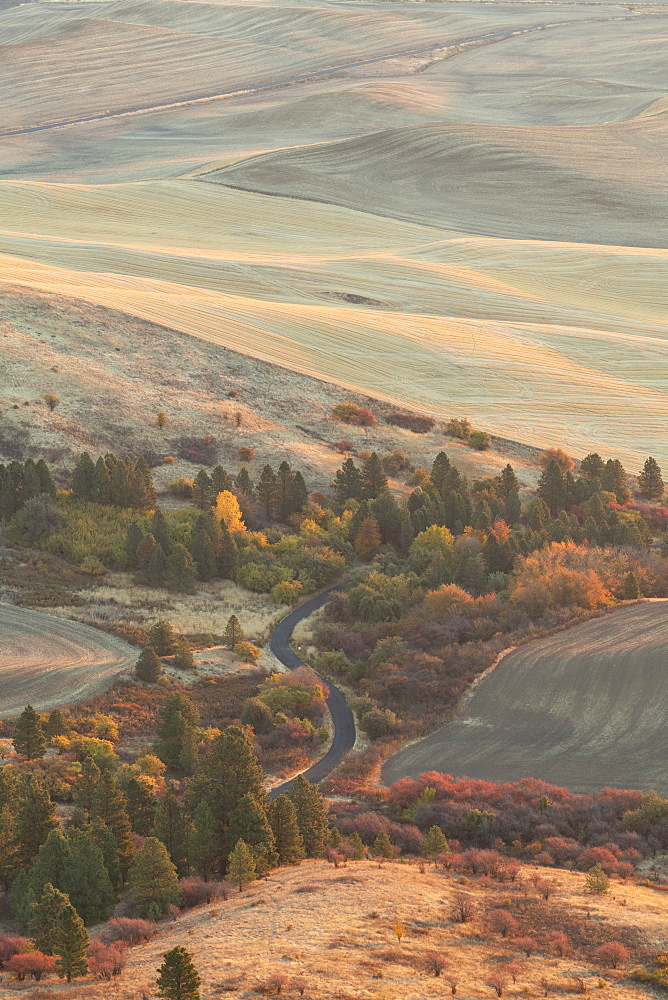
370,830,394,859
192,470,213,510
173,637,195,670
29,883,70,954
93,456,111,503
292,471,308,513
536,460,566,517
72,452,96,500
150,508,172,553
354,517,382,561
212,465,234,495
347,831,365,860
361,453,388,499
35,458,56,497
157,946,201,1000
370,492,402,546
234,467,255,500
88,818,121,891
189,523,217,581
585,863,610,894
622,571,642,600
420,826,450,857
526,497,550,531
580,453,606,480
128,838,181,919
91,771,134,878
166,543,196,593
155,791,190,876
125,777,157,836
431,452,451,496
149,619,178,655
224,615,245,647
328,826,342,847
227,839,256,891
0,805,16,888
603,458,631,504
45,709,68,738
482,533,515,574
638,457,664,501
13,704,46,759
269,795,305,865
63,831,116,924
504,488,521,525
135,456,157,510
50,903,89,981
498,463,519,496
29,828,69,901
334,458,363,502
227,794,277,875
289,775,328,858
217,522,239,578
154,692,200,773
13,773,57,869
74,756,101,815
189,801,218,880
256,464,278,521
135,646,163,683
240,697,274,735
145,541,168,587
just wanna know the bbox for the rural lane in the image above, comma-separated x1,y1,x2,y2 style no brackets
268,586,355,797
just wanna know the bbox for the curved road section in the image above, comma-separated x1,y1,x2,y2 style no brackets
0,603,136,719
269,586,355,796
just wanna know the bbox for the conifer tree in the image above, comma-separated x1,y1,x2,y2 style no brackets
189,522,217,581
585,863,610,894
580,453,606,480
72,452,96,500
289,775,328,858
152,508,173,552
334,458,363,502
173,637,195,670
227,794,277,875
603,458,631,504
504,488,522,525
370,492,402,546
50,903,89,981
292,471,308,513
128,838,181,919
148,619,178,656
189,801,219,880
0,805,16,888
154,692,200,773
146,541,168,587
536,460,566,517
431,452,451,496
45,709,68,739
195,726,266,828
420,826,450,857
370,831,394,859
192,470,213,510
35,458,56,496
29,883,70,954
88,818,121,891
269,795,305,865
125,776,157,836
63,831,116,924
155,791,190,876
91,771,134,878
275,461,296,521
498,463,519,496
166,543,197,593
136,456,158,509
256,465,278,521
135,646,163,683
234,467,255,500
361,453,388,499
212,465,234,495
354,517,382,561
13,773,57,869
217,522,239,578
224,615,245,648
13,704,46,759
622,571,642,600
157,946,201,1000
93,455,111,503
638,456,664,501
29,828,69,902
227,839,256,891
74,756,101,815
347,831,365,860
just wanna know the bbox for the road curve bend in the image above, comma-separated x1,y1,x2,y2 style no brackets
268,586,355,797
0,603,137,718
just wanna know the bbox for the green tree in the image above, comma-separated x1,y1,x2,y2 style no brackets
603,459,631,504
148,619,178,656
189,801,218,880
157,947,201,1000
166,543,196,593
585,863,610,894
50,903,89,981
347,831,365,860
91,771,134,878
88,818,121,891
371,830,394,859
74,756,100,815
45,709,68,739
334,458,363,503
420,826,450,857
29,883,70,954
580,453,606,480
192,469,212,510
498,463,519,496
29,828,69,902
227,839,256,891
63,831,116,924
72,452,96,500
240,697,274,735
537,460,566,517
125,776,157,836
361,452,388,499
269,795,305,865
154,692,200,773
257,464,278,521
431,452,451,496
155,791,190,876
173,637,195,671
622,571,642,600
638,457,664,501
13,773,57,869
227,794,277,875
289,775,328,858
212,465,234,495
128,837,181,919
13,704,46,759
189,522,217,581
151,509,172,553
135,646,163,683
224,615,244,647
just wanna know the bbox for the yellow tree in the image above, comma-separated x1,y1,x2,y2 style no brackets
215,491,246,532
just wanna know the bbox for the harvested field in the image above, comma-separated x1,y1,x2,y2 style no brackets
0,603,136,718
384,601,668,793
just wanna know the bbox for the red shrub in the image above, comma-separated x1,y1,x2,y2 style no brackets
577,847,619,873
515,937,538,957
385,412,435,434
424,951,448,976
101,918,157,945
179,877,225,908
547,931,570,957
486,974,508,997
332,402,376,427
487,909,519,938
0,936,28,967
595,942,629,968
7,951,55,981
89,939,127,980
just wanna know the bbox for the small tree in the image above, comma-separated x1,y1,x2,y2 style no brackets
173,637,195,670
156,411,169,429
450,894,475,923
43,393,60,412
347,831,366,860
424,951,447,977
135,647,162,683
354,517,382,561
638,456,664,501
622,571,642,600
392,922,404,943
486,974,508,997
370,831,394,859
469,430,491,451
13,704,46,759
585,863,610,894
234,641,262,663
156,946,201,1000
595,942,629,968
148,620,178,656
487,909,519,938
420,825,449,858
50,903,89,982
7,951,55,981
227,839,256,891
515,937,537,957
224,615,245,647
128,838,181,919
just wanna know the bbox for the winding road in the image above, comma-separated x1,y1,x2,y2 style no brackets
268,586,356,797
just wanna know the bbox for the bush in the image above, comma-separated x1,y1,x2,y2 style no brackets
88,940,126,980
332,402,376,427
469,431,491,451
424,951,448,977
385,412,435,434
234,641,263,663
449,894,475,923
100,918,157,945
487,909,519,938
167,478,194,498
238,446,256,462
595,942,629,968
7,952,55,981
179,878,225,908
0,936,28,968
178,436,218,466
445,418,471,440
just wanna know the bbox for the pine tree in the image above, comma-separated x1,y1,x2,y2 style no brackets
504,488,521,525
269,795,305,865
72,453,96,500
45,709,68,738
29,883,70,954
224,615,245,648
50,903,89,981
63,831,116,924
347,831,365,860
498,463,519,497
638,457,664,501
227,794,277,875
192,470,213,510
420,826,450,857
370,831,394,859
154,692,200,773
622,571,642,600
189,523,217,581
217,522,239,578
91,771,134,878
0,805,16,888
150,509,171,553
334,458,363,502
212,465,234,495
173,637,195,671
166,543,196,593
88,818,121,891
256,465,278,521
93,456,111,503
145,541,168,587
29,828,69,901
275,461,296,521
125,776,157,836
13,704,46,759
234,467,255,500
292,471,308,513
354,517,382,561
189,801,219,880
370,492,402,546
74,756,101,815
289,775,328,858
155,791,190,876
135,456,157,510
13,773,57,869
148,619,178,656
227,839,256,891
431,452,451,496
128,837,181,919
135,646,163,683
603,459,631,504
536,460,566,517
361,453,388,499
579,453,606,480
35,458,56,497
585,863,610,894
157,946,201,1000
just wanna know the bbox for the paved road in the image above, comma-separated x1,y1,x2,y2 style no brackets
268,586,355,797
0,18,629,139
0,603,137,718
